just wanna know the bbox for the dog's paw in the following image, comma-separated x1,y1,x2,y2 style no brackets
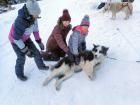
55,85,61,91
55,81,61,91
124,17,129,20
43,79,50,86
43,82,47,86
88,74,96,81
110,17,116,20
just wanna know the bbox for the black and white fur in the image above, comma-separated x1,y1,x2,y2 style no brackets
43,44,109,91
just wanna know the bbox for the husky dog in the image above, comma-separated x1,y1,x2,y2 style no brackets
43,44,109,91
103,2,133,20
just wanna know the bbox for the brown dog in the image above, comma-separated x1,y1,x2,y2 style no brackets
103,2,133,20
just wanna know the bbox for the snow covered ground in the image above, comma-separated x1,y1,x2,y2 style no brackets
0,0,140,105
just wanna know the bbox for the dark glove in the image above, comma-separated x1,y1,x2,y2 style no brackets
97,2,106,9
36,39,45,50
67,51,75,62
69,24,72,30
75,55,80,65
81,42,86,52
21,46,34,58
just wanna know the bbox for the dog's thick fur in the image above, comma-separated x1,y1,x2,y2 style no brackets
103,2,133,20
43,44,109,91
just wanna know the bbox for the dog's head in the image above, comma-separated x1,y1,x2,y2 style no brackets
92,44,109,58
103,3,111,13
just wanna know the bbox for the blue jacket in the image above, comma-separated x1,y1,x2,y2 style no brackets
13,4,34,41
11,4,41,49
69,25,88,55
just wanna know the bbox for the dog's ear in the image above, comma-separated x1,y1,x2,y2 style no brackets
101,46,109,55
92,44,99,52
102,46,109,51
93,44,99,48
93,43,96,47
92,44,96,51
105,47,109,52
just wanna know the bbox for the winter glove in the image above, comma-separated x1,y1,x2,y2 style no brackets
97,2,106,9
36,39,45,50
21,46,34,58
69,24,72,30
81,42,86,51
75,55,80,65
38,42,44,50
67,51,75,62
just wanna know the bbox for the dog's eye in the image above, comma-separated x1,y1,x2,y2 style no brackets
92,48,97,52
95,49,97,52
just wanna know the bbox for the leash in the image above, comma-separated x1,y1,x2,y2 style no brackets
105,29,140,63
116,28,140,59
119,3,128,10
106,28,140,63
119,2,132,14
106,56,140,63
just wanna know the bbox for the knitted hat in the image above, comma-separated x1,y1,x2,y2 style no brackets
60,9,71,21
26,0,41,16
80,15,90,27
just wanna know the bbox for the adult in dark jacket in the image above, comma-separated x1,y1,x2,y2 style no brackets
41,9,73,61
8,0,48,81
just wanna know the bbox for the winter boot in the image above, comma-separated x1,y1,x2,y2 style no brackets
17,75,28,81
15,68,28,81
